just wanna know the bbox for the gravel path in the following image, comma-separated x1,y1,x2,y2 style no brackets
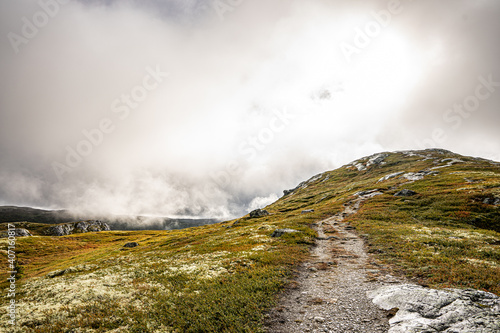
266,193,404,333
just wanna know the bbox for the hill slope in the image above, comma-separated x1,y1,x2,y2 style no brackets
1,149,499,332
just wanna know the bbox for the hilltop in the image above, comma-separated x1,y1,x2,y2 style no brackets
1,149,499,332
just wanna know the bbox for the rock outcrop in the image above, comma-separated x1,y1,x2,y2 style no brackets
368,284,500,332
46,220,110,236
0,228,32,238
249,209,270,218
401,170,439,181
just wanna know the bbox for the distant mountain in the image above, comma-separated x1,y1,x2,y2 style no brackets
0,205,219,230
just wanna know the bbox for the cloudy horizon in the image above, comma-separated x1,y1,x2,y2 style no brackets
1,0,499,219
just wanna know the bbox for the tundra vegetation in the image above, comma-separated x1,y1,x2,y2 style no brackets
1,149,499,332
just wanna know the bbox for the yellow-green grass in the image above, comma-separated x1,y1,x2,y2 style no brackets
1,149,499,332
1,215,316,332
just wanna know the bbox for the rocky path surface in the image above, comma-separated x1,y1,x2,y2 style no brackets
266,192,403,333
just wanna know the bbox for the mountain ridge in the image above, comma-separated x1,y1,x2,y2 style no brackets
0,205,219,231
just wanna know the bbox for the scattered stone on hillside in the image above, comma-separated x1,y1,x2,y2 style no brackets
46,220,110,236
378,172,405,182
354,162,367,171
0,228,32,238
401,170,439,181
249,209,270,218
368,284,500,333
394,189,417,197
352,153,389,171
483,197,500,206
430,158,464,170
367,153,389,167
271,229,299,237
355,189,383,199
283,174,324,196
123,242,139,248
301,209,314,214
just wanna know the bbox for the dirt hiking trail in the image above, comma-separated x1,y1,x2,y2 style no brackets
266,192,403,333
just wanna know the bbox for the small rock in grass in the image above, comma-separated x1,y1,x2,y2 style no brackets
123,242,139,248
394,189,417,197
301,209,314,214
271,229,299,237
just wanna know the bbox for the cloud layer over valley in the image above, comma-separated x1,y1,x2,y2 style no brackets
1,0,499,219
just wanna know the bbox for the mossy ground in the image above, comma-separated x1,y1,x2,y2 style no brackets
1,149,499,332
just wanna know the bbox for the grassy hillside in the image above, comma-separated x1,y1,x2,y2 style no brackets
1,149,499,332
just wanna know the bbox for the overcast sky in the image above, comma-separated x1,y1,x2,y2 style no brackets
0,0,499,219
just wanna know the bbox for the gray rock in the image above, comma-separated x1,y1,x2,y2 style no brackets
123,242,139,248
301,209,314,214
367,153,389,167
483,197,500,206
46,220,110,236
378,172,405,182
0,228,32,238
271,229,299,237
401,170,439,181
75,220,111,233
368,284,500,333
47,224,74,236
394,189,418,197
249,209,270,218
355,189,383,198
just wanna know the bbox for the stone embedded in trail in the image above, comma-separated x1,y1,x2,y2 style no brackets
394,189,418,197
249,209,270,218
271,229,299,237
368,284,500,333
